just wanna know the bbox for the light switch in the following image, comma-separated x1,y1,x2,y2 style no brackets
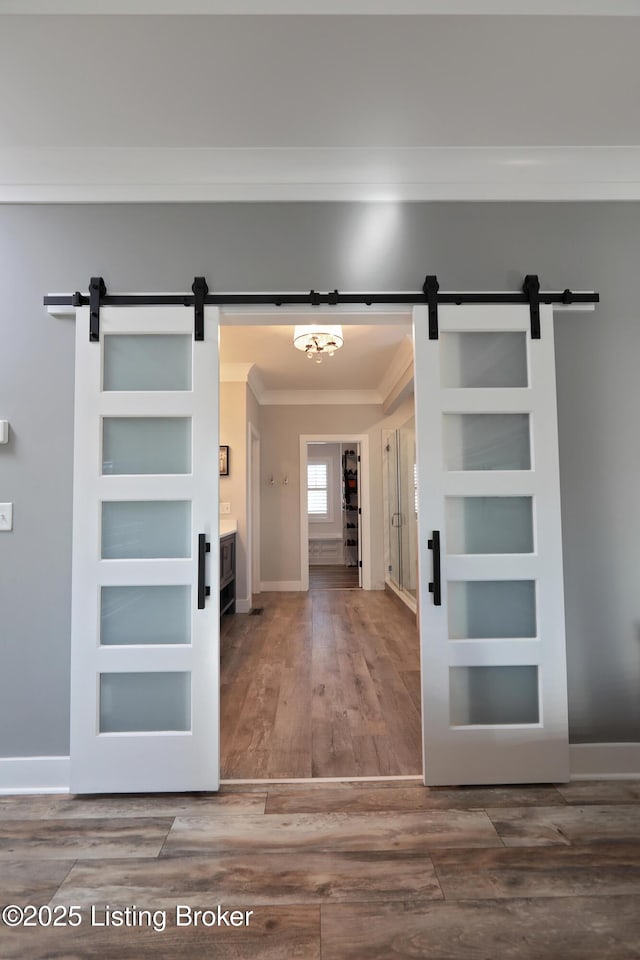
219,502,231,515
0,421,8,444
0,503,13,531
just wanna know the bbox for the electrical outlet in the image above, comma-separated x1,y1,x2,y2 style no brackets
219,502,231,515
0,503,13,531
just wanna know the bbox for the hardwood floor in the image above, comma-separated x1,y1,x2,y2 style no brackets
1,780,640,959
308,565,360,589
220,589,421,779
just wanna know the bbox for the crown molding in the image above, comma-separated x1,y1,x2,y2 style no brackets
4,146,640,202
382,363,414,415
377,334,414,404
260,389,382,405
220,361,255,382
247,366,266,404
220,361,267,404
1,2,637,13
220,360,386,405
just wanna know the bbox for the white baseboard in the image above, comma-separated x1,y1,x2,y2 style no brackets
569,742,640,780
222,775,422,784
260,581,304,592
0,756,70,796
235,597,252,613
385,578,418,615
1,742,637,795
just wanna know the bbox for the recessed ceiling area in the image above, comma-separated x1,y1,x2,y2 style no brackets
220,320,412,393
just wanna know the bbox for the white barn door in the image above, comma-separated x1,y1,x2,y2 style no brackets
414,304,569,785
70,305,219,793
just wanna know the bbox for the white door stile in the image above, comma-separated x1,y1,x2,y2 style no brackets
413,303,570,785
70,305,219,793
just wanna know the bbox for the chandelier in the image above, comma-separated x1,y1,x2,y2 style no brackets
293,325,344,364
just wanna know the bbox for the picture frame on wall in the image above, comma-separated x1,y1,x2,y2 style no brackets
219,445,229,476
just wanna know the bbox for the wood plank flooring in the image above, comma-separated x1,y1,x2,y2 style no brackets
220,589,421,779
309,565,359,589
1,780,640,959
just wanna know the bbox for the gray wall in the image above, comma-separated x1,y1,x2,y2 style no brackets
260,406,383,584
260,401,417,589
1,202,639,755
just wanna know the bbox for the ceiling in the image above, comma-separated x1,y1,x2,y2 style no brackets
220,321,411,394
2,9,640,199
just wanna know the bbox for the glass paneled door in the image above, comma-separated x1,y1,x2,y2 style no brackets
70,306,219,792
385,418,418,602
413,305,569,785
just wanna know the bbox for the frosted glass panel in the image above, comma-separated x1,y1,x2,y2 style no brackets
102,418,192,475
101,586,191,646
101,501,191,559
448,580,536,639
450,666,539,726
441,332,528,388
99,672,191,732
444,414,531,471
446,497,534,554
103,335,191,391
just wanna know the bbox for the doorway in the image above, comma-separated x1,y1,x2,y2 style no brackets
67,298,571,793
306,440,360,590
219,310,422,780
301,436,370,592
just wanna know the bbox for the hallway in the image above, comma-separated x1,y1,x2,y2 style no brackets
220,590,421,780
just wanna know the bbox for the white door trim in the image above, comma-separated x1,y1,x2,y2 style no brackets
300,434,371,591
247,421,261,603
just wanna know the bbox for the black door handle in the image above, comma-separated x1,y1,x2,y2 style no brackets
197,533,211,609
428,530,442,606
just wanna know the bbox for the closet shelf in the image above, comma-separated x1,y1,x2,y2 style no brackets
342,445,360,574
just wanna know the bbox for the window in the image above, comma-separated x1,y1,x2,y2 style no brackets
308,459,330,519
